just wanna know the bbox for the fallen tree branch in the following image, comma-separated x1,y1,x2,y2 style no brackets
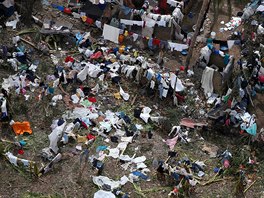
202,178,224,186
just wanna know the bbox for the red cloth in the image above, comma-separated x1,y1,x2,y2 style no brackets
225,119,230,126
179,66,185,71
64,8,72,14
159,0,167,9
81,121,88,129
175,93,185,103
65,56,74,63
88,97,97,103
259,75,264,83
87,134,96,140
18,149,24,155
152,38,161,46
228,98,232,108
91,51,102,59
85,17,94,25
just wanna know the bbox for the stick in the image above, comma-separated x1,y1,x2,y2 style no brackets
244,180,257,193
202,178,224,186
19,37,39,50
131,94,137,105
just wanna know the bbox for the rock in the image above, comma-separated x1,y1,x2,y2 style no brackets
202,144,219,158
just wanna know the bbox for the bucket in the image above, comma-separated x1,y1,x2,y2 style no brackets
210,32,216,39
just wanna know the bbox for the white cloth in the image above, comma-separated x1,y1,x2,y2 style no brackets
227,40,235,49
167,0,182,7
120,86,130,101
150,80,155,89
168,42,188,51
157,20,166,27
5,152,18,166
132,33,138,41
102,24,120,44
1,0,14,8
94,190,116,198
170,73,185,92
140,107,152,123
200,46,212,64
108,148,120,158
172,7,183,22
201,67,215,95
257,5,264,12
48,122,67,154
145,18,156,28
120,19,143,26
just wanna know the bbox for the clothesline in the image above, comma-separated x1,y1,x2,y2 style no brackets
102,23,189,52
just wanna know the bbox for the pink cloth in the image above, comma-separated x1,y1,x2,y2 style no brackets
180,118,207,129
163,136,178,150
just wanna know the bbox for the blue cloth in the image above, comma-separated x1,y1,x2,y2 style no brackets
224,54,230,65
96,145,108,152
117,111,126,118
243,123,257,136
82,117,92,126
146,70,153,80
148,38,156,50
171,172,180,180
48,87,54,94
214,50,220,55
0,6,14,17
75,32,84,45
214,167,220,173
234,40,241,45
132,171,148,180
57,119,65,126
207,43,213,49
98,3,107,10
156,73,162,82
19,140,26,146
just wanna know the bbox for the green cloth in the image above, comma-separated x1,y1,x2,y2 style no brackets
81,100,92,107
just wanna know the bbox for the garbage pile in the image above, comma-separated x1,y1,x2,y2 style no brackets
0,0,263,197
0,24,192,197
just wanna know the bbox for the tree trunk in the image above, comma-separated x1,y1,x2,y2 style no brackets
16,0,40,27
184,0,212,73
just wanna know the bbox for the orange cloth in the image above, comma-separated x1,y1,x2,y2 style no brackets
12,121,32,135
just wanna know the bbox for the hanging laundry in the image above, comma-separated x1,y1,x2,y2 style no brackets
167,0,183,7
201,67,215,95
168,42,188,51
227,40,235,49
120,19,144,26
102,24,120,44
170,73,185,92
